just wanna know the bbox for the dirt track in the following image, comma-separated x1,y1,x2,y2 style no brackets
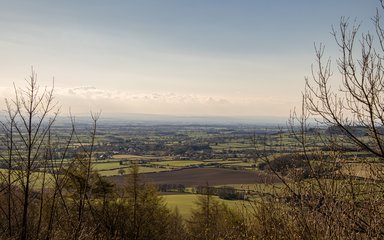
108,167,281,187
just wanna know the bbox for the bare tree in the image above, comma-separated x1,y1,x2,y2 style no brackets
0,69,59,239
305,11,384,159
275,2,384,238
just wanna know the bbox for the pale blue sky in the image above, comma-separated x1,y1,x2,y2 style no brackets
0,1,379,117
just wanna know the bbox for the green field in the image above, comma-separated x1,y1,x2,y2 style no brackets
97,166,167,176
163,193,253,219
112,154,159,160
153,160,204,167
92,161,121,170
0,169,56,189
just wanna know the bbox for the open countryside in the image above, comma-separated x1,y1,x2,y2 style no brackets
1,1,384,239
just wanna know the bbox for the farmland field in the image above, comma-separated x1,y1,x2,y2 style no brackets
96,166,168,176
163,193,254,219
108,167,281,187
152,160,205,167
1,120,377,229
112,154,160,160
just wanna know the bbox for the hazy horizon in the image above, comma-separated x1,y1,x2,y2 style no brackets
0,1,379,118
17,112,289,126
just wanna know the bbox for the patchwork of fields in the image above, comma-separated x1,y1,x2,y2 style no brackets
0,122,377,219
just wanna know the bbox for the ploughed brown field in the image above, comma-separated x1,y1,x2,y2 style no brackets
108,167,281,187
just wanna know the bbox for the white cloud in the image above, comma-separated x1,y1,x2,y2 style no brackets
53,86,298,117
0,85,298,117
56,86,231,105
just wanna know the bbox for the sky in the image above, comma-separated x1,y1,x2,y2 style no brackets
0,0,380,119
